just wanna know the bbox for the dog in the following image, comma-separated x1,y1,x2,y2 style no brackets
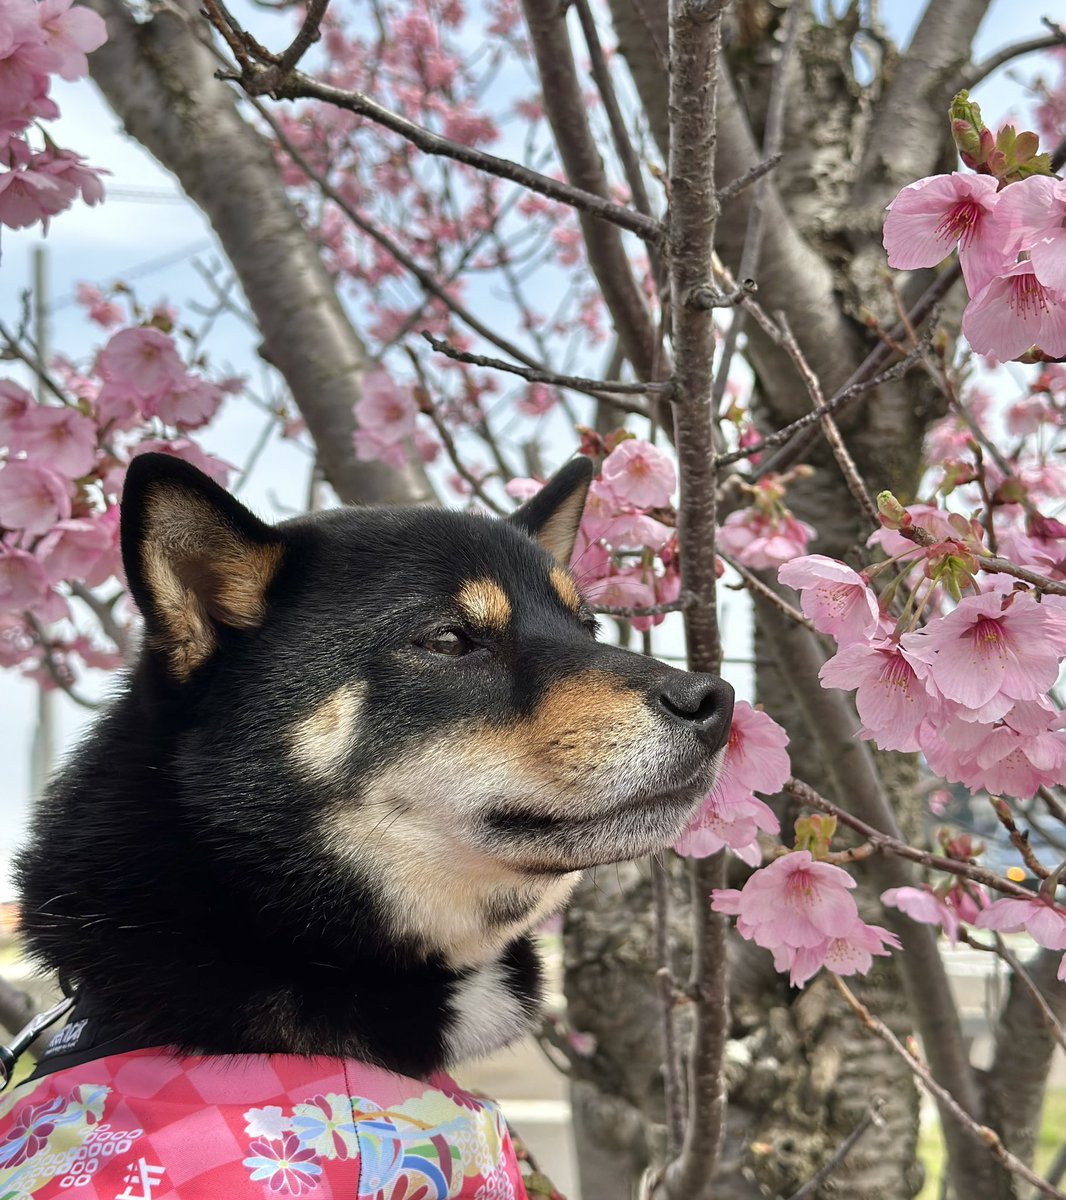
3,451,733,1198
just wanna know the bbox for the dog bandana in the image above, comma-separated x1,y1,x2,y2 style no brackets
0,1047,531,1199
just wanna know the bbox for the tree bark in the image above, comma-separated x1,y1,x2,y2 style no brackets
86,0,434,508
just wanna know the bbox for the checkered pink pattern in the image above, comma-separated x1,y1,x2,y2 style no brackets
0,1048,530,1198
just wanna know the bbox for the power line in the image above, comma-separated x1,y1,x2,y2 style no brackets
50,240,217,310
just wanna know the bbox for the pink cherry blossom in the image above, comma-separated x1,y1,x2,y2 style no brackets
0,380,33,444
37,511,121,588
674,788,780,866
715,701,791,803
718,508,815,570
142,377,221,430
882,885,963,944
0,155,70,229
584,568,655,611
711,850,859,951
15,403,97,477
353,427,407,469
962,262,1066,362
985,173,1066,296
975,897,1066,950
353,371,417,446
516,383,556,416
778,554,880,646
0,460,71,534
600,439,675,509
505,477,544,503
819,640,935,753
775,919,901,988
28,0,107,81
98,327,186,401
0,543,50,614
901,590,1066,711
75,283,123,328
883,173,1007,294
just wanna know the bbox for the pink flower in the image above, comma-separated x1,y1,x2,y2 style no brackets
16,404,97,477
819,640,935,753
716,701,791,803
0,460,71,534
352,427,407,469
882,885,962,944
37,510,120,588
27,0,107,81
975,897,1066,950
711,850,859,950
143,377,221,430
98,328,185,401
883,173,1007,294
986,174,1066,296
516,383,556,416
353,371,417,446
0,157,70,229
584,568,655,611
505,477,544,503
902,591,1066,711
962,262,1066,362
718,508,815,570
778,554,880,646
775,919,901,988
674,789,780,866
75,283,123,328
600,439,675,509
0,544,50,614
0,380,33,444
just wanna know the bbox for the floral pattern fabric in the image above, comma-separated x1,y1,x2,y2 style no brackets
0,1048,529,1199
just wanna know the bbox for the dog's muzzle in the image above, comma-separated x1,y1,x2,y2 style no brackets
653,672,734,755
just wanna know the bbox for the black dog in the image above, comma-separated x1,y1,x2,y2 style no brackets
17,453,733,1080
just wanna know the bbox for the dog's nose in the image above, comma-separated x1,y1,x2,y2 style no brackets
655,673,734,752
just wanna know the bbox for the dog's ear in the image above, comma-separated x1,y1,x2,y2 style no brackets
508,456,594,566
121,453,285,679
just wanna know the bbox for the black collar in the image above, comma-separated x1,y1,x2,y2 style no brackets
27,994,158,1081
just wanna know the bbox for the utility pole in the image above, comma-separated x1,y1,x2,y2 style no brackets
28,244,56,804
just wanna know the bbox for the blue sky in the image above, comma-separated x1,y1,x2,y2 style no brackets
0,0,1061,889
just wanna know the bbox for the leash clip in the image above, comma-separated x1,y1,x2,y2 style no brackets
0,994,76,1090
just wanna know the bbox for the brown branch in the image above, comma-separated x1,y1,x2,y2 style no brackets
519,0,662,381
69,584,130,658
776,313,879,527
200,2,664,245
714,350,923,467
594,597,690,619
721,555,814,631
957,931,1066,1051
991,798,1051,880
422,334,661,409
716,152,783,204
832,976,1066,1200
958,23,1066,91
660,3,730,1198
270,0,329,77
651,859,686,1158
785,778,1036,900
1038,787,1066,825
976,553,1066,598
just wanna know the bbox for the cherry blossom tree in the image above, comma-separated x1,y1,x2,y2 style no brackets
3,2,1066,1199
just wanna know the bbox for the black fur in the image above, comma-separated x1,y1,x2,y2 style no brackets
17,453,733,1078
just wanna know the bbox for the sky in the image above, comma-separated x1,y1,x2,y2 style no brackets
0,0,1061,893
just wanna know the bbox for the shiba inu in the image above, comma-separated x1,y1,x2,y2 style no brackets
6,452,733,1198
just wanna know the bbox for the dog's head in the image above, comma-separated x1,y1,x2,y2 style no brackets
121,453,733,965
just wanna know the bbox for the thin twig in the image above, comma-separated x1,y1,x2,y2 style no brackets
422,334,662,407
990,798,1051,880
594,597,690,619
651,858,686,1158
958,23,1066,90
721,555,814,631
956,931,1066,1051
714,351,923,466
776,311,879,527
785,778,1037,900
1038,787,1066,826
717,152,784,204
785,1099,886,1200
69,583,130,658
832,976,1066,1200
201,0,663,244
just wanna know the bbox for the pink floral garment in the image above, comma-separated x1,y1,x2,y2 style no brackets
0,1049,530,1199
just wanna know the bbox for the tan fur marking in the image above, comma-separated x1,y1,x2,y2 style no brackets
549,566,582,614
533,485,588,565
457,577,511,632
142,488,282,679
290,684,367,779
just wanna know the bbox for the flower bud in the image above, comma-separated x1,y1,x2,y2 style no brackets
877,490,910,530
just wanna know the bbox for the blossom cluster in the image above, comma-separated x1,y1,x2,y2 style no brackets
0,0,107,230
883,97,1065,362
1,303,235,687
507,435,679,630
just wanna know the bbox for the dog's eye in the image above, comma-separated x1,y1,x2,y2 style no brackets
421,629,472,657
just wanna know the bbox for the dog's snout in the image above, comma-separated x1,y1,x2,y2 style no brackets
656,673,734,751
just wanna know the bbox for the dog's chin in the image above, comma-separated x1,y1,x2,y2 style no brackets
485,755,725,873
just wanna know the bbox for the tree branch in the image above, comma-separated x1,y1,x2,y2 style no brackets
958,23,1066,91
